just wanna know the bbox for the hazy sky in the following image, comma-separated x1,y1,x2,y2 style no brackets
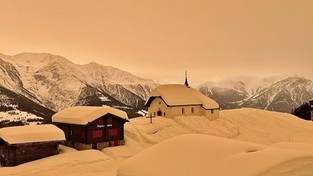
1,0,313,85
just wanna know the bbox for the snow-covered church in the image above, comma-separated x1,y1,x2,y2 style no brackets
144,73,220,120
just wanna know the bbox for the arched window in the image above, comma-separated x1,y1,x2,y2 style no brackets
182,108,185,114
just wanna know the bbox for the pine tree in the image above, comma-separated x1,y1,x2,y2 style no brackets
291,102,311,120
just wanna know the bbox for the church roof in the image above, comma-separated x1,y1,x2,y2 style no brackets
145,84,219,109
52,106,128,125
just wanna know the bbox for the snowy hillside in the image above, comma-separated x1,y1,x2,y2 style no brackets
198,76,313,113
118,134,313,176
0,110,44,126
0,53,158,119
2,108,313,175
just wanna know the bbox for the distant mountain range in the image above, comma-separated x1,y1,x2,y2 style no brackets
0,52,312,125
198,76,313,112
0,53,158,124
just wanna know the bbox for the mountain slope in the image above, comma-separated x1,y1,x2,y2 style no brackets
242,77,313,112
198,76,313,113
0,53,158,120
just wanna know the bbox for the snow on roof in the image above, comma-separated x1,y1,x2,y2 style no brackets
0,124,65,145
52,106,128,125
145,84,219,109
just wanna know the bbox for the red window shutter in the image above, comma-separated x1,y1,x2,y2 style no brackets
108,128,119,137
99,118,104,125
107,117,112,123
109,129,112,136
93,130,97,138
98,130,103,138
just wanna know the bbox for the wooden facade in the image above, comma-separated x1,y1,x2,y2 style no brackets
0,124,65,166
0,124,65,167
54,113,128,150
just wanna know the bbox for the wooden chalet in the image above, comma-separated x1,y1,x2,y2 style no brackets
52,106,129,150
0,124,65,166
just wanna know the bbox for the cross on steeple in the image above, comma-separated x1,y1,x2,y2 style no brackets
184,71,190,87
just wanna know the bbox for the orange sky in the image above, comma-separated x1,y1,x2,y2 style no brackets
0,0,313,85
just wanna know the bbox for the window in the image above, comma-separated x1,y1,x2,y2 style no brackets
182,108,185,114
191,108,194,113
211,110,214,114
163,112,166,116
109,129,118,137
159,102,161,105
92,130,103,138
99,118,104,125
153,112,156,116
107,117,112,124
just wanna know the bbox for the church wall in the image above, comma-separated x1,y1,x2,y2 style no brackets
147,97,220,120
170,106,205,117
148,97,171,117
148,97,207,118
205,109,220,120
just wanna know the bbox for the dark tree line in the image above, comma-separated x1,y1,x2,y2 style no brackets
291,102,311,120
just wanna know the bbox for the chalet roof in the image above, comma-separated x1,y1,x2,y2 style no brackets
0,124,65,145
145,84,219,109
52,106,129,125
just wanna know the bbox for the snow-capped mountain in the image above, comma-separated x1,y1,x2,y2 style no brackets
0,53,158,123
1,52,312,124
198,76,313,113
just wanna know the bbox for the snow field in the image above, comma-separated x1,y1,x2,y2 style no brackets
2,108,313,175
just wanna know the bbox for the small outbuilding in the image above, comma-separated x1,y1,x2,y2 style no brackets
52,106,129,150
0,124,65,166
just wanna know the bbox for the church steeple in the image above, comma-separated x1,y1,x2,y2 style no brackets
184,71,190,87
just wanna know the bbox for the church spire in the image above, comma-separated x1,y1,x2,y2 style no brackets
184,71,190,87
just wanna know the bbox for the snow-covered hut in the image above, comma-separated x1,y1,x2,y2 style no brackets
52,106,129,150
0,124,65,166
145,74,220,120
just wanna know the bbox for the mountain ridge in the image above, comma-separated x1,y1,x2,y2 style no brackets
0,52,158,123
1,52,313,125
197,76,313,112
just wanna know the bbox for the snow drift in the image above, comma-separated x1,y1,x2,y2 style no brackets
117,134,313,176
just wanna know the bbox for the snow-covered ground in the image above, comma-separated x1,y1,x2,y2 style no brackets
118,134,313,176
2,108,313,176
0,110,44,125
